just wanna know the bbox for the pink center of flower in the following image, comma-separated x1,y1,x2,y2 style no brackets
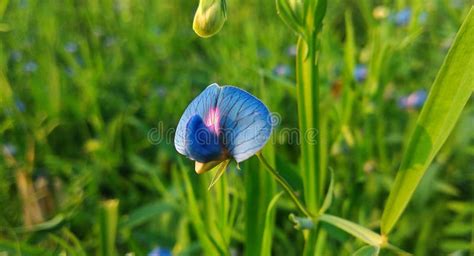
205,108,220,134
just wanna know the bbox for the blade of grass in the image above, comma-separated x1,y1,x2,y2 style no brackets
99,199,119,256
120,201,174,229
13,214,64,233
179,160,223,255
0,0,8,18
381,7,474,235
260,192,284,256
319,214,382,246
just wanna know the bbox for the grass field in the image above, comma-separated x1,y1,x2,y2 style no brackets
0,0,473,255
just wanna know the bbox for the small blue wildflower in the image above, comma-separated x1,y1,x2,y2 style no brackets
11,51,23,62
152,26,162,35
148,247,172,256
418,12,428,24
273,64,291,77
394,8,411,26
156,86,167,97
2,144,17,156
19,0,28,8
175,83,272,174
286,45,297,57
398,89,427,109
93,27,104,38
105,36,117,47
24,61,38,73
451,0,463,9
64,42,78,53
15,99,26,112
353,64,367,83
64,67,74,77
257,48,270,59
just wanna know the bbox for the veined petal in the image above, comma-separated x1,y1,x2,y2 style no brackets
217,86,272,162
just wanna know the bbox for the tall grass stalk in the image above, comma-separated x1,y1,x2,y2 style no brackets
99,200,119,256
294,1,327,254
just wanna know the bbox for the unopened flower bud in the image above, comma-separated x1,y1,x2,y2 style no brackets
193,0,227,38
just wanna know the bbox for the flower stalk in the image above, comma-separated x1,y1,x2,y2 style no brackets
257,153,313,218
276,0,327,254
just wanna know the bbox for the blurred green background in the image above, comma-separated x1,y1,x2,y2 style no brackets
0,0,472,255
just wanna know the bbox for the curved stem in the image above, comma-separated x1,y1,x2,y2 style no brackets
257,153,313,218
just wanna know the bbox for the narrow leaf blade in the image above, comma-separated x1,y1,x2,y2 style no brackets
319,214,382,246
381,7,474,235
319,168,334,215
352,245,380,256
260,192,284,256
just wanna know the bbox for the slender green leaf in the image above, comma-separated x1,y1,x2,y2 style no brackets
179,161,222,255
120,201,174,229
13,214,64,233
48,234,78,255
260,192,283,256
61,228,87,256
319,214,382,246
343,10,356,82
352,245,380,256
381,7,474,235
319,168,334,215
0,71,13,107
0,239,54,256
0,0,9,17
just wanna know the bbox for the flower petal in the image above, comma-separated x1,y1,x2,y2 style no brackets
174,84,220,155
217,86,272,162
184,115,223,163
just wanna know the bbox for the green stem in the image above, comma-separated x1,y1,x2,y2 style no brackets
296,36,321,212
257,153,313,218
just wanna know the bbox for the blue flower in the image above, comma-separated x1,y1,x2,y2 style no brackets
273,64,291,77
451,0,463,9
64,67,75,77
11,51,23,62
418,12,428,24
175,83,272,174
24,61,38,73
286,45,297,56
64,41,78,53
148,247,172,256
398,89,427,109
104,36,117,47
353,64,367,83
155,85,167,97
15,99,26,112
394,8,411,26
257,48,270,59
2,144,17,156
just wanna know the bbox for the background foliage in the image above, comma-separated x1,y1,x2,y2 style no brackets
0,0,472,255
